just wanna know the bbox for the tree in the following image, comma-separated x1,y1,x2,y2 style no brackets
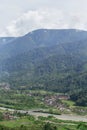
43,122,57,130
77,123,87,130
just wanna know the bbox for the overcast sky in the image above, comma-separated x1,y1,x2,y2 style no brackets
0,0,87,36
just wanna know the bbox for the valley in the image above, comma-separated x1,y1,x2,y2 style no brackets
1,0,87,129
0,29,87,129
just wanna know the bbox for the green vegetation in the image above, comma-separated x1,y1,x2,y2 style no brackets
0,89,49,110
70,90,87,106
61,100,75,107
0,89,87,115
0,112,87,130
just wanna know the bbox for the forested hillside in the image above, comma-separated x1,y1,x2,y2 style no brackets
0,29,87,106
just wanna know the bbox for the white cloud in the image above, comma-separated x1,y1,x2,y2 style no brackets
1,8,87,36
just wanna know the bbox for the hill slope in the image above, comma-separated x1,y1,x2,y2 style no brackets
0,29,87,96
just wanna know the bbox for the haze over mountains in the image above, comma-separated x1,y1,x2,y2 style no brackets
0,29,87,93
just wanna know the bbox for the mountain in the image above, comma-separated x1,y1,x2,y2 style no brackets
0,37,15,45
1,29,87,95
1,29,87,60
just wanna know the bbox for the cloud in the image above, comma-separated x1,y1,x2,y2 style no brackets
1,8,87,36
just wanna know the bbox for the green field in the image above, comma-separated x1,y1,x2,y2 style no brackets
0,114,87,130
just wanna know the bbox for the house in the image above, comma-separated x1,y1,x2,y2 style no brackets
57,95,70,100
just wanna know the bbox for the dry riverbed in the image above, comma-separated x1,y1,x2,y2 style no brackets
0,107,87,122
